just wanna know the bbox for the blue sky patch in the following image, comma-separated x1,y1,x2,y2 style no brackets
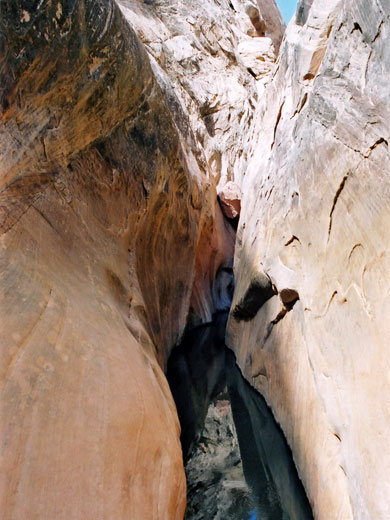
277,0,298,22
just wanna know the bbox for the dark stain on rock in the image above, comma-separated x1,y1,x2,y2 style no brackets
295,0,314,26
280,288,299,305
232,272,276,321
106,268,128,304
129,123,158,153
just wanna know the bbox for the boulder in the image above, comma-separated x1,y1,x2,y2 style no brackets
218,182,243,220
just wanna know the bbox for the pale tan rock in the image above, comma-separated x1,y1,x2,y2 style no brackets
118,0,284,188
228,1,390,518
237,37,276,79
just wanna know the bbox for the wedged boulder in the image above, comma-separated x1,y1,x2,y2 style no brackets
231,270,275,321
217,181,242,220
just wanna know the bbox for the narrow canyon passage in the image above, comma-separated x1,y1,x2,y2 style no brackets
3,0,390,517
167,310,313,519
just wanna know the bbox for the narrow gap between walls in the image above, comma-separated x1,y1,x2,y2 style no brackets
166,313,313,520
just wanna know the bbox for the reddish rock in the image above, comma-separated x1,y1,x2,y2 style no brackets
218,182,242,220
280,288,299,304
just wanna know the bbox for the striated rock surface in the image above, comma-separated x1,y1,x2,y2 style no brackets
117,0,284,328
0,1,194,517
228,1,390,518
118,0,282,188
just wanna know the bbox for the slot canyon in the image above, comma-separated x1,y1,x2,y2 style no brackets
1,0,390,519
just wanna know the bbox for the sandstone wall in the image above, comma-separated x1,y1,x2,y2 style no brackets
228,1,390,518
118,0,279,191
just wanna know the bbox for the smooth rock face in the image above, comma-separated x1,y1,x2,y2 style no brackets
228,1,390,518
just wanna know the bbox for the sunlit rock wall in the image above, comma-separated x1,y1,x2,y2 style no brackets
228,0,390,518
118,0,283,189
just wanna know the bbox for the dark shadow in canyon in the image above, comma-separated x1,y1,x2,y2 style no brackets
167,312,229,460
167,313,313,520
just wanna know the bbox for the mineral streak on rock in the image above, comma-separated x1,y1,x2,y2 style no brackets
228,0,390,518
